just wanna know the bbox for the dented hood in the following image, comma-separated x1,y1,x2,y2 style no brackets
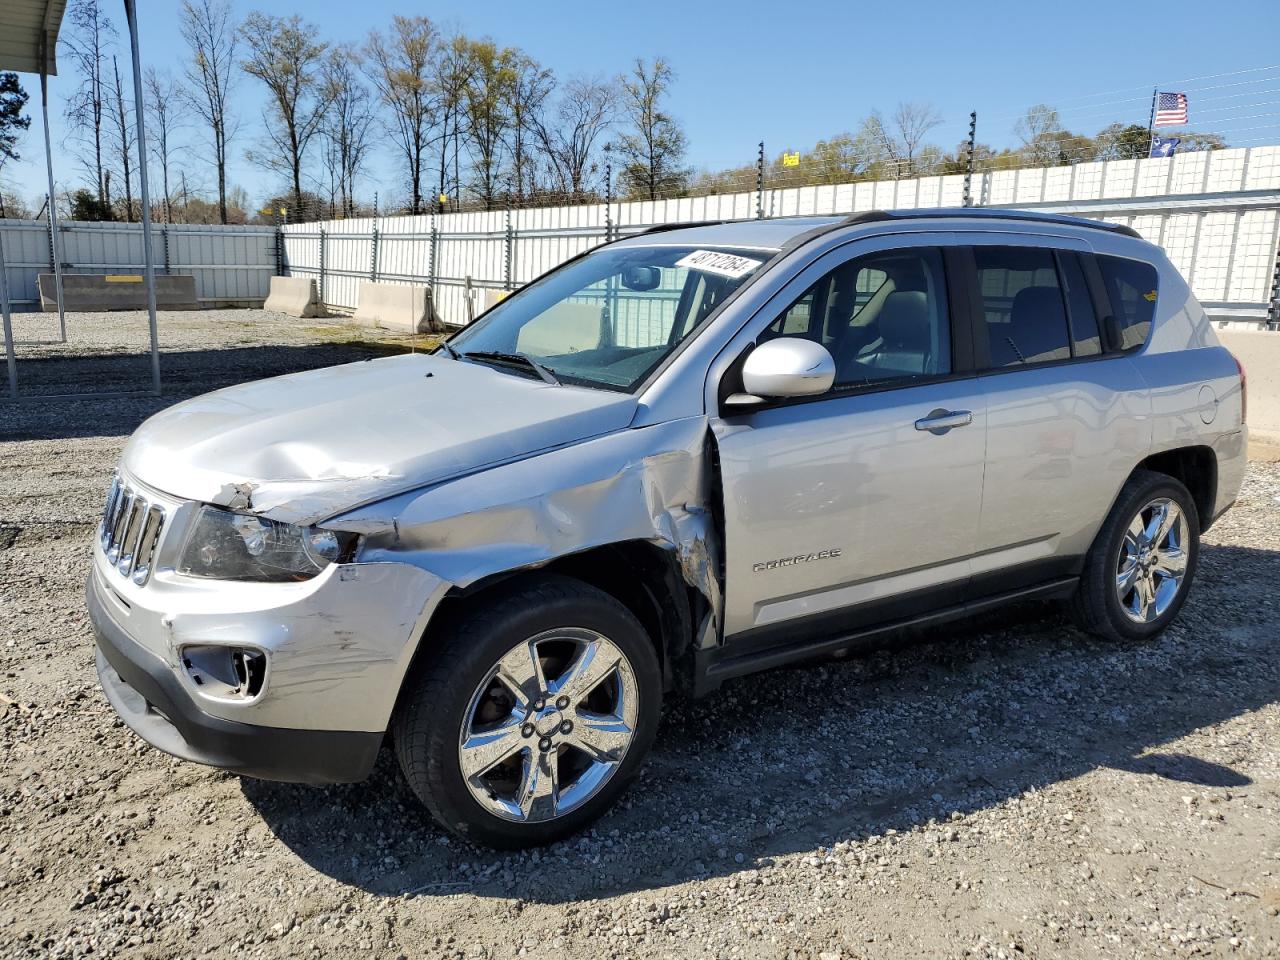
121,352,638,524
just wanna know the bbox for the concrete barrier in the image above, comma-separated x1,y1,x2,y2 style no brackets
264,276,323,318
38,273,199,311
354,281,435,333
1218,329,1280,444
515,302,603,355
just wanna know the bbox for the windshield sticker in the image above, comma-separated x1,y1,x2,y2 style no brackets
675,250,763,280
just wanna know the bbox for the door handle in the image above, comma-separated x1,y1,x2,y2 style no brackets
914,408,972,434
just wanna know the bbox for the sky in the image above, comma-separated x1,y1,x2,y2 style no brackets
2,0,1279,209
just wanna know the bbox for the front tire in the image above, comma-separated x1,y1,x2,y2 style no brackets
393,574,662,849
1069,469,1200,643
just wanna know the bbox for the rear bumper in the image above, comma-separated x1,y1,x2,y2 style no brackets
88,573,382,784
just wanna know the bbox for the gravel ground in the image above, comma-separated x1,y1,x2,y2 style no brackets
2,310,1279,959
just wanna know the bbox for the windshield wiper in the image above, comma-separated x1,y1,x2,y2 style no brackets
436,340,460,359
461,350,561,385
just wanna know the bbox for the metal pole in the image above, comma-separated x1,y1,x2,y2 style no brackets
604,158,614,242
1,230,17,399
162,225,171,275
124,0,161,395
274,209,283,276
370,226,379,282
318,227,326,303
1268,232,1280,330
39,66,66,342
503,204,513,291
756,141,765,219
963,111,977,208
1146,87,1158,158
428,215,437,305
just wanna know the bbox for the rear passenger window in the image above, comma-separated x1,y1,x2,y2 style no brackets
1097,255,1157,350
1058,252,1102,357
975,247,1071,367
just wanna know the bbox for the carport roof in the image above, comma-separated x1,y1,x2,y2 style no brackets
0,0,67,76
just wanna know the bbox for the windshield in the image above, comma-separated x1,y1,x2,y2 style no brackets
447,244,774,392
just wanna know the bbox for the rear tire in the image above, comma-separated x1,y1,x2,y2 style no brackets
1069,469,1200,643
393,574,662,849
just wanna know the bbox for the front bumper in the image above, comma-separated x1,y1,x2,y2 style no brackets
88,572,382,784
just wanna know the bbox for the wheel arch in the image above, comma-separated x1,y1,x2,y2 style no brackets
1136,444,1217,531
396,541,707,716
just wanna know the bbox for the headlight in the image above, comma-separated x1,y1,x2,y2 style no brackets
177,506,359,582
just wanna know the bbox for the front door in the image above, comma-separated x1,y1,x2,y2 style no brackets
711,239,987,644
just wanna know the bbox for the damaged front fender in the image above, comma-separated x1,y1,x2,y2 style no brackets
330,417,725,633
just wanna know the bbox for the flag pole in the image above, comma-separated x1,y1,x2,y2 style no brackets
1146,87,1158,158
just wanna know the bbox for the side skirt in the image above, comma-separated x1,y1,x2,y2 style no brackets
693,576,1079,697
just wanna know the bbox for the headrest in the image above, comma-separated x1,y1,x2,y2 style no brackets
1011,286,1066,330
878,291,930,349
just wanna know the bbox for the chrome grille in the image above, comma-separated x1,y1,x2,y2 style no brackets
100,475,166,585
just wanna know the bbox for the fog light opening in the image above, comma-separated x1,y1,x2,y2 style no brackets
180,645,267,701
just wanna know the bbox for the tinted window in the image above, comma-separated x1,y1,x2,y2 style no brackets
1097,255,1157,350
764,248,950,387
1058,252,1101,357
975,246,1071,367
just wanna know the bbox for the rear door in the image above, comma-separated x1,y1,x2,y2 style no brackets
960,236,1149,594
710,234,987,644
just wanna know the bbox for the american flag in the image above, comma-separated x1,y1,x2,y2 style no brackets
1154,92,1188,127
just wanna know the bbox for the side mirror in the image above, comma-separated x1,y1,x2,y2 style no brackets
727,338,835,407
621,265,661,291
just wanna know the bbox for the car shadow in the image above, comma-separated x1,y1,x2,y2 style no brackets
242,540,1278,905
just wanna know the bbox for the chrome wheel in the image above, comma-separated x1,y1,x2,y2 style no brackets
1115,497,1190,624
457,627,639,823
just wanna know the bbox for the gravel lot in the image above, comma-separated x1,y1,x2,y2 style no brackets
2,310,1279,959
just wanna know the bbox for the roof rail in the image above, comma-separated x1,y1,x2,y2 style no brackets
635,220,733,236
838,207,1142,239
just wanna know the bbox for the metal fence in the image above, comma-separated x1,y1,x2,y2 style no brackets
0,219,278,310
283,145,1280,329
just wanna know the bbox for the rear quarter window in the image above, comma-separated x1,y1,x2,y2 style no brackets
1097,255,1158,351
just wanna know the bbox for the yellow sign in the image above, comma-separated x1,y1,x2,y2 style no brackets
104,275,143,283
782,152,801,167
439,193,449,205
1143,290,1157,302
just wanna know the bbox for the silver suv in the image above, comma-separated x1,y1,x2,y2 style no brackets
88,210,1247,848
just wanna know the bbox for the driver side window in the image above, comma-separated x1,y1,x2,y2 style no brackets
764,248,951,388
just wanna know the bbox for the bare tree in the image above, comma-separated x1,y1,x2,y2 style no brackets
432,34,473,212
1015,104,1080,166
61,0,116,206
365,15,437,214
534,75,615,199
144,67,182,223
180,0,239,224
893,102,943,170
505,54,553,201
616,57,687,201
319,50,375,217
864,101,943,177
241,12,331,219
106,55,136,221
461,40,519,208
